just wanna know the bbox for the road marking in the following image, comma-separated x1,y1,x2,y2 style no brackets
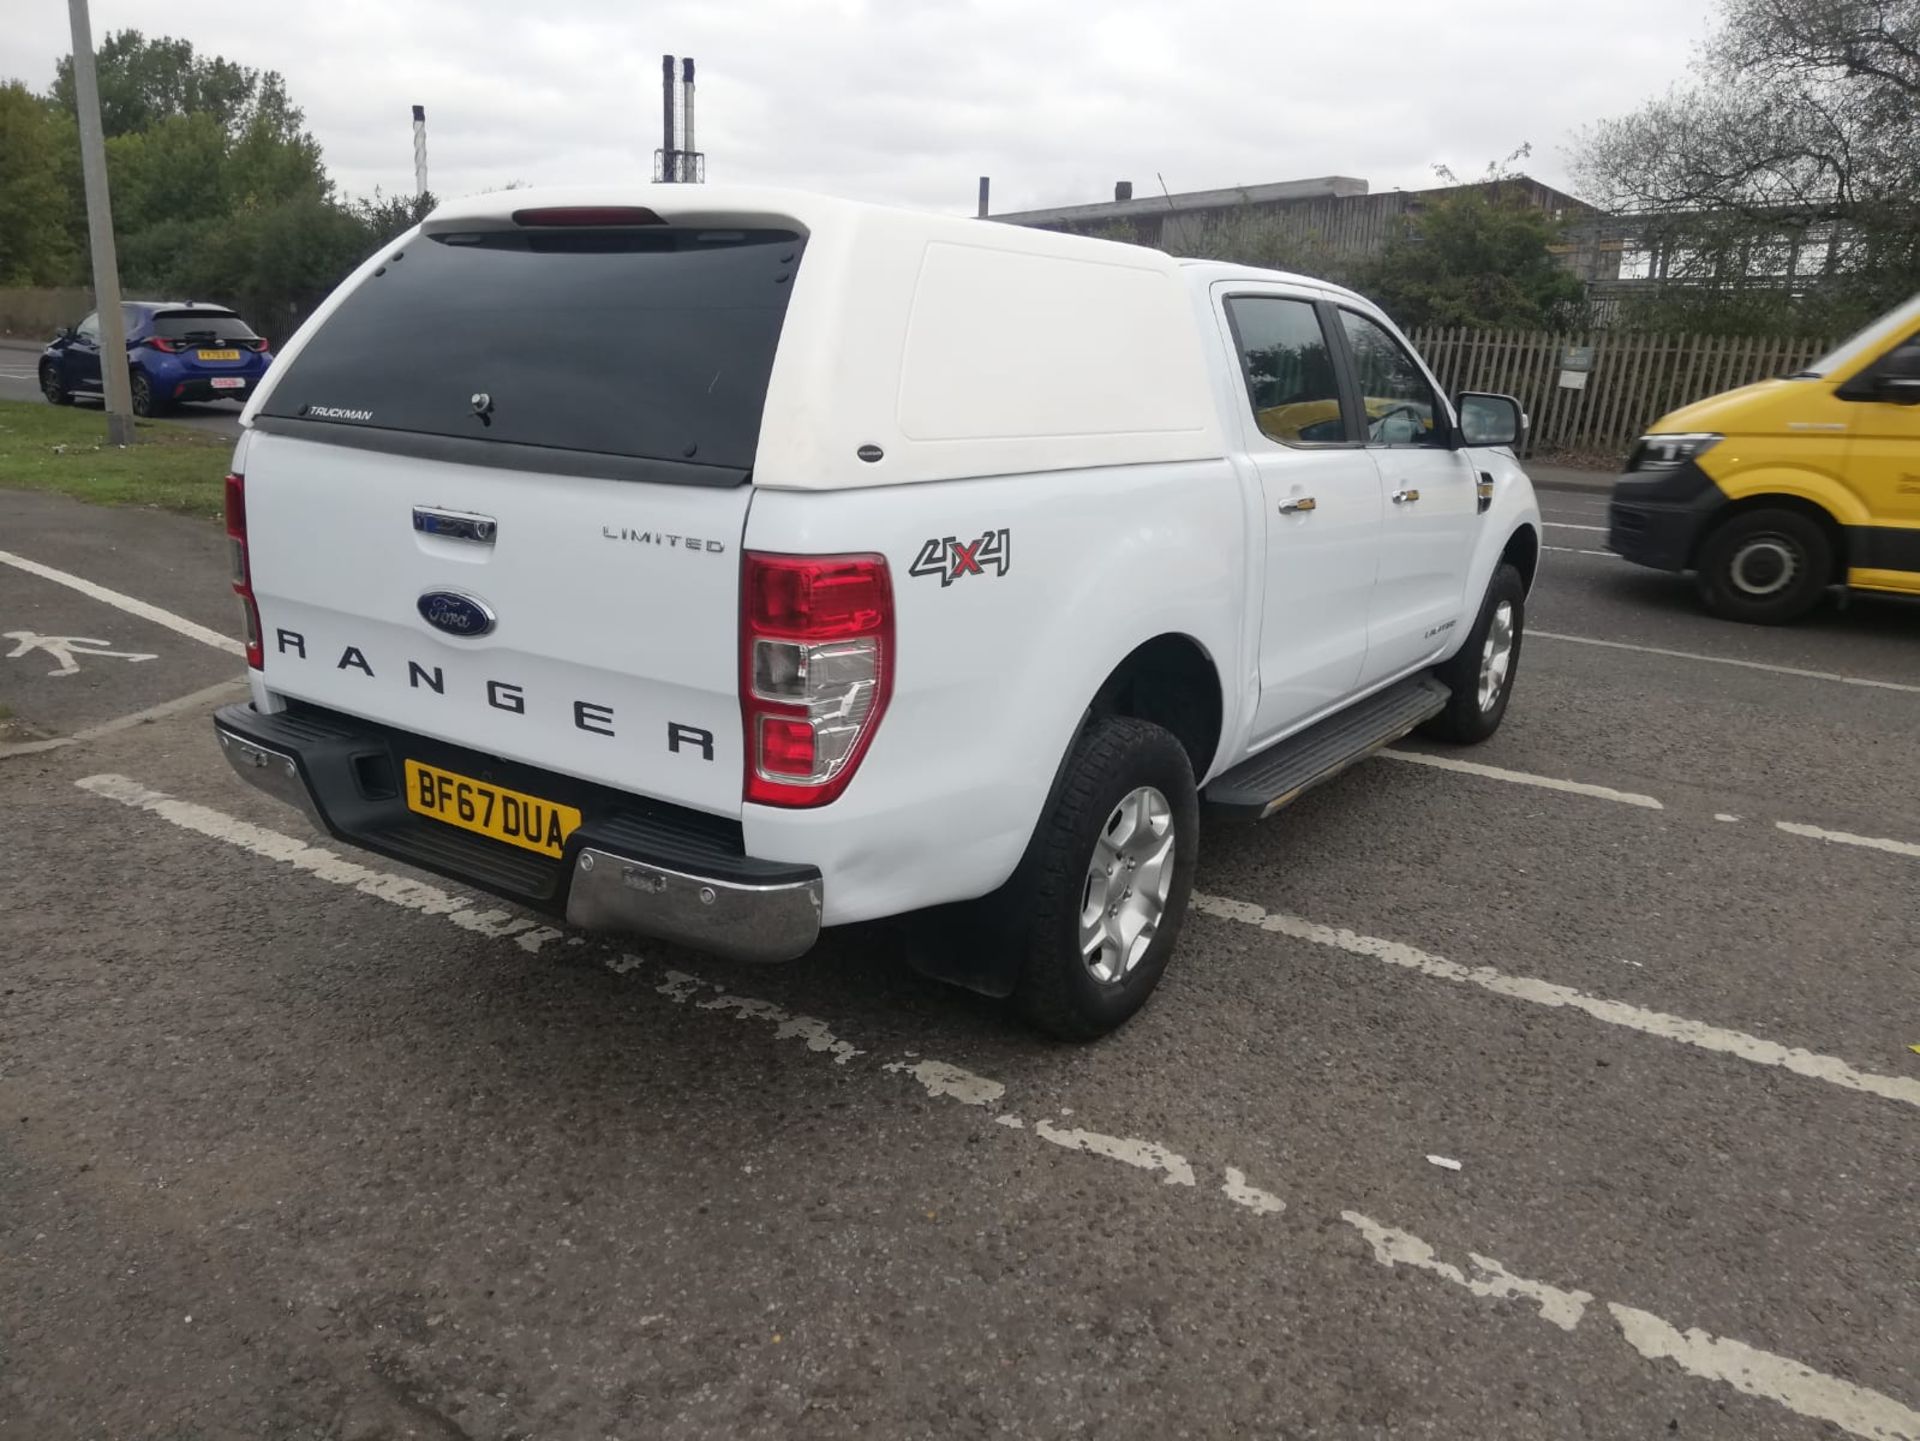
0,677,247,758
1544,545,1619,558
1531,631,1920,695
4,629,158,676
0,548,243,656
70,774,1920,1440
1776,821,1920,861
1610,1305,1920,1441
1378,749,1665,809
1189,893,1920,1113
1543,521,1607,531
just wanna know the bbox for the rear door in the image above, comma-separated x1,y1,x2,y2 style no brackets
1217,288,1381,741
246,218,806,819
1333,306,1481,686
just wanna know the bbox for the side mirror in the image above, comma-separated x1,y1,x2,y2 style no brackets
54,326,74,341
1875,344,1920,404
1457,392,1524,448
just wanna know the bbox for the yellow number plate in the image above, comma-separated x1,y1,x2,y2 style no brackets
197,348,241,361
403,759,582,859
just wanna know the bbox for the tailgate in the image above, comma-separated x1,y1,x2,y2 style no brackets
246,432,749,817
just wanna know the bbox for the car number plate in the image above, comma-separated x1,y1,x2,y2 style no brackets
197,348,241,361
209,377,245,389
403,759,582,859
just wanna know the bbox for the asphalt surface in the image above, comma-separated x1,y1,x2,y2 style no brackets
0,343,243,438
3,481,1917,1440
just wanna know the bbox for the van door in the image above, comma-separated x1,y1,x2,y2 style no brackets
1217,290,1380,741
1332,306,1481,684
1840,330,1920,590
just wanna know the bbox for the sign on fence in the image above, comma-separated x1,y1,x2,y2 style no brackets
1408,327,1833,459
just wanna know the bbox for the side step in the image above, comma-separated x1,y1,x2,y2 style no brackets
1204,675,1451,818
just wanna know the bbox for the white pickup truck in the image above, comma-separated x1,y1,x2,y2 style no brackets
213,185,1541,1038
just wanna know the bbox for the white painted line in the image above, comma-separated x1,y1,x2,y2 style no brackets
1543,545,1619,558
1190,892,1920,1113
0,548,243,656
1715,813,1740,823
1776,821,1920,861
1543,521,1608,531
1609,1304,1920,1441
1378,748,1665,810
1531,631,1920,696
1349,1214,1920,1439
72,774,1920,1439
0,677,247,759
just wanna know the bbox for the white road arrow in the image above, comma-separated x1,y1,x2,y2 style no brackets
4,631,159,677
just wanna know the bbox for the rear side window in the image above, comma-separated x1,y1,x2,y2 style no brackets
260,226,803,474
1224,296,1348,444
154,310,258,342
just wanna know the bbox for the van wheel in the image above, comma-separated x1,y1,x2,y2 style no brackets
1007,717,1199,1040
1694,508,1831,625
1422,563,1524,744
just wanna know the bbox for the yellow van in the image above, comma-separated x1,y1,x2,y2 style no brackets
1607,294,1920,623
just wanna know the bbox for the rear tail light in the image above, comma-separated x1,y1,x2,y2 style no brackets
142,336,184,352
225,473,263,669
512,205,665,227
244,337,269,352
741,552,893,807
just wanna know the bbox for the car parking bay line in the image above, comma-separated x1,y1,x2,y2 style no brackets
67,772,1920,1441
1776,821,1920,861
1543,545,1619,558
1529,631,1920,695
1376,749,1664,809
0,547,243,656
1542,521,1608,531
0,677,248,759
1188,893,1920,1113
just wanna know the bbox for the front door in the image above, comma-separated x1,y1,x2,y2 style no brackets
1841,327,1920,592
1217,289,1382,742
1334,307,1482,685
62,311,103,394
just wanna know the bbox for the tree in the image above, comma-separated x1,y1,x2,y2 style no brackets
1574,0,1920,329
1351,157,1586,330
51,30,261,140
0,82,78,284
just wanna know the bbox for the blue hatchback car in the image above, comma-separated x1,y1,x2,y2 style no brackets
40,301,274,417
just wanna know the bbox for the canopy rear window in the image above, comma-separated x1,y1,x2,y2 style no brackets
259,226,804,475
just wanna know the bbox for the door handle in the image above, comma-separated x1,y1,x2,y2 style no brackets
1277,496,1317,515
1391,488,1421,504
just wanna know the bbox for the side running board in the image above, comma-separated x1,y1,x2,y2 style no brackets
1204,675,1451,819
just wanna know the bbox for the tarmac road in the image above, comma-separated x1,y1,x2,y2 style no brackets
2,482,1917,1439
0,342,243,439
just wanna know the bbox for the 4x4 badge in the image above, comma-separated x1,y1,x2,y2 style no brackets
909,529,1010,587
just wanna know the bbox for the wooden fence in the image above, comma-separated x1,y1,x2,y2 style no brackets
1407,328,1834,459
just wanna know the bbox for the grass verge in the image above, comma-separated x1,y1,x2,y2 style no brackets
0,398,232,518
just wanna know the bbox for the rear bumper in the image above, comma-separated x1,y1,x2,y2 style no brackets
212,702,821,962
1606,462,1723,572
168,375,259,403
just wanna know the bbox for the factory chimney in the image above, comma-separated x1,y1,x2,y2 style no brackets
411,105,428,197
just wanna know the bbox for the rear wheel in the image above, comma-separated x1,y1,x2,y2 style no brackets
129,370,161,418
39,363,71,406
1422,562,1525,744
1007,716,1199,1040
1694,507,1831,625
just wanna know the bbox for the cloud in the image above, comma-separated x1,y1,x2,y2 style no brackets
2,0,1718,214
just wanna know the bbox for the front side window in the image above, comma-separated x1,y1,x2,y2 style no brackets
1338,309,1446,447
1225,295,1349,445
75,312,100,342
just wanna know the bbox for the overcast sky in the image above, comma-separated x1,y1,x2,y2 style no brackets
5,0,1720,215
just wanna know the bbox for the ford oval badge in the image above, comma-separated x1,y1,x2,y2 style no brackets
417,590,496,638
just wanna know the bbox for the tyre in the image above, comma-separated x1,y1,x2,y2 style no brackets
1693,507,1831,625
1006,716,1200,1040
129,370,161,418
1422,562,1525,744
40,363,72,406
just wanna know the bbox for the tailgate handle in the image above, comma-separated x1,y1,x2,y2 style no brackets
413,507,498,544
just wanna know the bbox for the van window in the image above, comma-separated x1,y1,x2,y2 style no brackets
1338,310,1447,447
260,227,803,472
1224,296,1349,444
1794,294,1920,378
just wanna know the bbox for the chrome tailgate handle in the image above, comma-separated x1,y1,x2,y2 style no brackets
413,507,498,544
1277,496,1317,515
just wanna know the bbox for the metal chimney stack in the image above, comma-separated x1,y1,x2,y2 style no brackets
681,58,696,183
411,105,428,197
659,56,677,181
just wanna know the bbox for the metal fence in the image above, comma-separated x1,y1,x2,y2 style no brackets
1407,327,1835,459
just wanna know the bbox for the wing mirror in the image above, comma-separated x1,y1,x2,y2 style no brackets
1456,392,1526,448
